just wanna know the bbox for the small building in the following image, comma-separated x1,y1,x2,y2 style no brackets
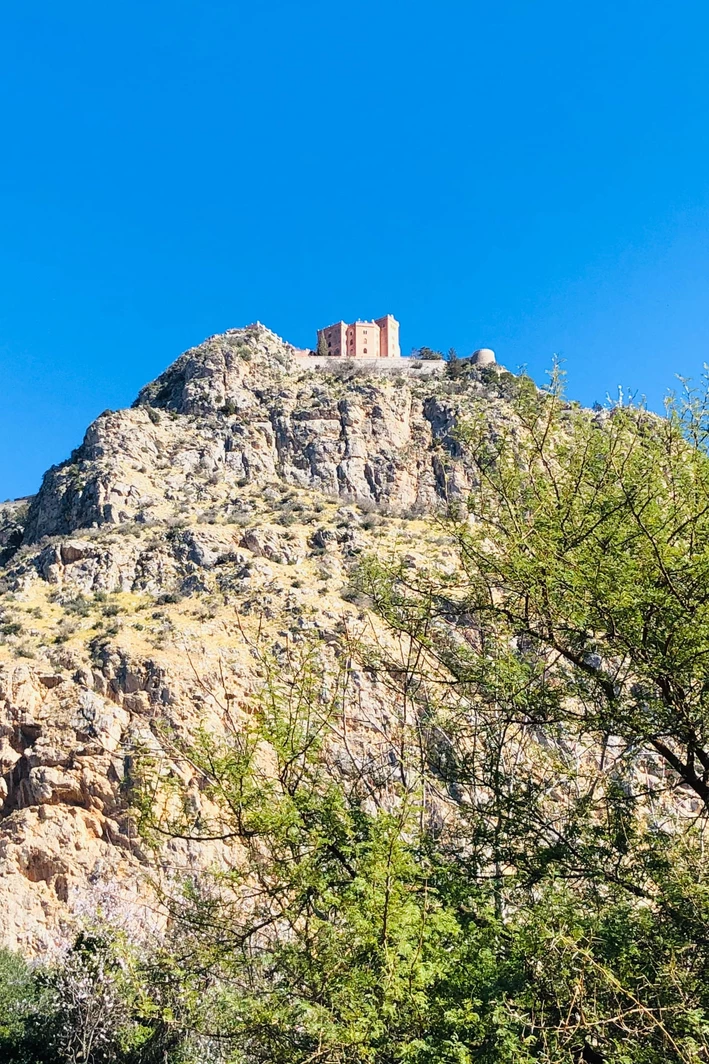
317,315,401,359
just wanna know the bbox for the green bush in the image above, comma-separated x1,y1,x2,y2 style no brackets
0,936,201,1064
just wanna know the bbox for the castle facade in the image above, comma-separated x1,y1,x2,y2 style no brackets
317,315,401,359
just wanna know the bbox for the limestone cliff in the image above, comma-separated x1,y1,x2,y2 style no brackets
0,325,521,953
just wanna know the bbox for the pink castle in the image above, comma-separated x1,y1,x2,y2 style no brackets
317,315,401,359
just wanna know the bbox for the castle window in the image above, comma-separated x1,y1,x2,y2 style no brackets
363,348,368,354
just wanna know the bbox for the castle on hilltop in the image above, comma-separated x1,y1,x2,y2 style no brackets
317,315,401,359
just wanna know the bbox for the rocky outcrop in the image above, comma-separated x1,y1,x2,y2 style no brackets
134,324,296,414
0,499,30,566
21,326,515,546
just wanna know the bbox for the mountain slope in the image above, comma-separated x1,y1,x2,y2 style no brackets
0,325,520,953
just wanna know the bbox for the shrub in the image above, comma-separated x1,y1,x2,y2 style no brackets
0,948,37,1055
412,346,444,360
444,352,466,379
65,596,92,617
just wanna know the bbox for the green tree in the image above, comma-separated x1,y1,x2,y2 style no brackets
134,639,538,1062
445,348,464,379
0,948,43,1062
453,367,709,813
355,368,709,1061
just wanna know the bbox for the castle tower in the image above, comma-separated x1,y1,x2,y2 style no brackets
374,315,400,358
470,348,496,367
317,321,347,356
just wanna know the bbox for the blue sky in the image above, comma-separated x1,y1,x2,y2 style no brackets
1,0,708,499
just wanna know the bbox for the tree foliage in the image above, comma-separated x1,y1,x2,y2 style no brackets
0,933,200,1064
355,367,709,1061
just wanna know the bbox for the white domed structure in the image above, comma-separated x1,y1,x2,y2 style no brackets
470,348,496,367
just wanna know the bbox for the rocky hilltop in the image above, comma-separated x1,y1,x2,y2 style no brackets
0,325,521,953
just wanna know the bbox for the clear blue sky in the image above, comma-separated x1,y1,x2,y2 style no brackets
1,0,708,500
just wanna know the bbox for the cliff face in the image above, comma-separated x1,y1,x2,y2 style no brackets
0,325,519,954
22,326,500,546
